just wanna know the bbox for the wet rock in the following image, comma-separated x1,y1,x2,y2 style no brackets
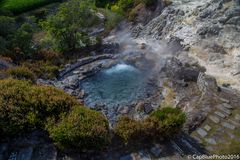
209,115,220,123
196,128,207,138
58,54,114,78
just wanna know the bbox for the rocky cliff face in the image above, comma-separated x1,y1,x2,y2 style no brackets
132,0,240,89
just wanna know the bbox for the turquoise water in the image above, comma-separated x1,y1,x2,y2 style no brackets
81,64,155,108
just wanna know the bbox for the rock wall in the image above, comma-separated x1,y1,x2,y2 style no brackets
132,0,240,90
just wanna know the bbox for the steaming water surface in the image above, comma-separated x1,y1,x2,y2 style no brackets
81,64,155,108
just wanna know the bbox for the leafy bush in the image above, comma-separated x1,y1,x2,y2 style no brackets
0,15,16,37
7,66,36,81
0,78,78,136
46,106,110,150
146,107,186,139
113,116,143,143
0,16,16,54
22,61,60,79
41,0,100,52
99,8,123,32
0,16,36,60
114,107,186,144
12,23,35,58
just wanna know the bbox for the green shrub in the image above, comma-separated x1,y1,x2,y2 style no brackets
7,66,36,81
147,107,186,139
46,106,110,150
0,15,16,37
99,8,123,32
114,107,186,144
0,78,78,136
113,116,143,144
41,0,100,52
22,61,60,79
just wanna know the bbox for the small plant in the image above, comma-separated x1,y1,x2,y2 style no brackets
22,61,60,79
0,78,78,136
147,107,186,139
7,66,36,81
113,116,143,144
46,106,110,150
114,107,186,144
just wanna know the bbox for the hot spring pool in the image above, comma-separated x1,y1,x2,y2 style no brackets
80,64,156,108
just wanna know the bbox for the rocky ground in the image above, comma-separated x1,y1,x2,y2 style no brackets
133,0,240,90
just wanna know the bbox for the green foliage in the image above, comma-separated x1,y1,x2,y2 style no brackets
0,15,16,54
22,61,60,79
46,106,110,150
0,16,36,59
110,0,135,14
114,116,143,143
12,23,35,58
7,66,36,81
99,8,122,32
0,15,16,37
114,107,186,144
0,78,78,136
0,0,61,14
108,0,157,18
41,0,99,52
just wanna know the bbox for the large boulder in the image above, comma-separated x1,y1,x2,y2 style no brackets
162,57,204,82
